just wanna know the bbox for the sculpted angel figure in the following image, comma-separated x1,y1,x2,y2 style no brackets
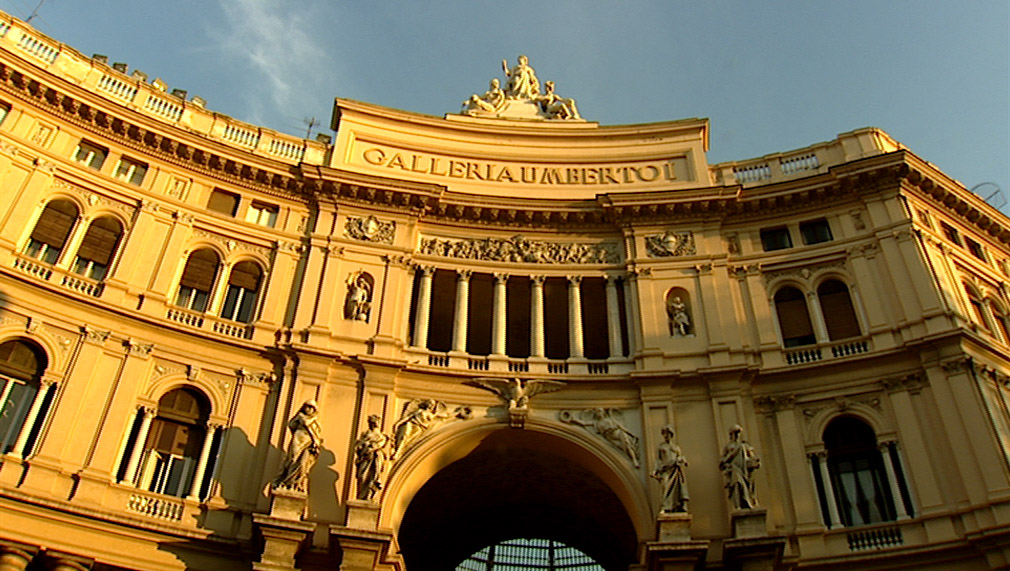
719,424,761,509
652,425,689,513
463,78,506,115
345,272,372,321
354,414,388,501
539,81,581,120
390,399,470,460
272,400,323,492
561,408,640,467
502,55,540,100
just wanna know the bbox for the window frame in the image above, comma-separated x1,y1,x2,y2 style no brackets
760,226,793,252
73,139,108,171
113,155,149,186
799,218,833,245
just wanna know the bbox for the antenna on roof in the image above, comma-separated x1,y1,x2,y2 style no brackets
304,117,318,140
25,0,46,23
971,182,1006,210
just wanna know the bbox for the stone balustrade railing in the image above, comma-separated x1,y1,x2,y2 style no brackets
710,128,904,187
0,12,327,166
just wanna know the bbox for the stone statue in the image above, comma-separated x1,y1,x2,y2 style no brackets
354,414,389,501
667,296,690,336
539,81,580,120
719,424,760,509
272,400,323,492
463,78,506,115
502,55,540,100
345,272,372,322
561,408,640,467
464,378,565,428
390,399,471,460
652,425,689,513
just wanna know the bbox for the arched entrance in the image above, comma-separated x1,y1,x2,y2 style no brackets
395,427,640,570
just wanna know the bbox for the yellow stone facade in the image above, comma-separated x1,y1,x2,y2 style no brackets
1,12,1009,571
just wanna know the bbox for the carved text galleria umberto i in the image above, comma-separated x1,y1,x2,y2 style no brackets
1,12,1010,571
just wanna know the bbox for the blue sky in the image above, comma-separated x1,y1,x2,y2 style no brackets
6,1,1008,210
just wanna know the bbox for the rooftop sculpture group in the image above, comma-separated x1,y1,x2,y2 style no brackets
463,55,582,121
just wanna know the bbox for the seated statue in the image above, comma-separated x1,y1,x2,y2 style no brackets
539,81,580,120
462,78,506,116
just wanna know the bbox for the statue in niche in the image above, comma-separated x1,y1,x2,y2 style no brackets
652,425,689,513
354,415,389,502
272,400,323,492
667,296,691,336
463,78,506,116
464,378,565,428
390,399,472,460
344,272,373,322
538,80,581,120
502,54,540,100
560,408,640,468
719,424,761,509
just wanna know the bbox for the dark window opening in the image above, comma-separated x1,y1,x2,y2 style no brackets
760,227,793,251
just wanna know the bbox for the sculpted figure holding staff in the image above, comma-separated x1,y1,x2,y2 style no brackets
502,55,540,100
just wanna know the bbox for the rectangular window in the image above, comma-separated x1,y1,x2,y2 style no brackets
114,156,148,186
207,189,240,217
0,102,10,126
965,238,987,262
760,227,793,251
74,140,108,170
940,222,962,246
245,201,278,227
800,218,833,245
916,209,933,229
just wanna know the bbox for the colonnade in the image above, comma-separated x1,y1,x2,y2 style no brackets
410,267,630,360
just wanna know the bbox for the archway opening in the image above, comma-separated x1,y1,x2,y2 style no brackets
397,429,638,570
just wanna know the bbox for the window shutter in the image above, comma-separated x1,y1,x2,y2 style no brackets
228,262,261,291
179,250,219,292
777,297,814,340
30,201,78,248
207,190,239,216
76,218,122,265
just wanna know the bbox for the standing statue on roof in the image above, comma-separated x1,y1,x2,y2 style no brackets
502,55,540,100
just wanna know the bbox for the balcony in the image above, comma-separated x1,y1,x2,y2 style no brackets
408,348,631,377
12,253,104,298
773,336,872,368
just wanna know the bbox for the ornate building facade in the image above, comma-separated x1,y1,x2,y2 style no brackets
1,13,1009,570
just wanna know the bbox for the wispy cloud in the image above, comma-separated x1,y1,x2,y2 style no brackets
212,0,330,130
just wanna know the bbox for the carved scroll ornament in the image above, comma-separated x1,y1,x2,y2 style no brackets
420,235,621,264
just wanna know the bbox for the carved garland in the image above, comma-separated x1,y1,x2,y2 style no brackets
419,235,621,264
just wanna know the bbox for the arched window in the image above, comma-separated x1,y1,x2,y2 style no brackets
456,538,604,571
817,279,861,340
964,284,990,331
24,199,78,264
220,261,262,323
0,339,49,456
818,417,909,527
175,249,220,312
137,388,211,498
774,286,815,347
71,217,123,280
990,302,1010,344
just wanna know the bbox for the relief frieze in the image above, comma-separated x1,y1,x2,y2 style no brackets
419,234,621,264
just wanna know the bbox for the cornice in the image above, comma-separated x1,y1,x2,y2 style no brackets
0,57,304,198
898,157,1010,245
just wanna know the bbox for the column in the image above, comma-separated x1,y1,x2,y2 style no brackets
492,273,508,356
815,451,842,528
411,266,434,348
625,272,642,355
188,424,220,501
451,270,471,353
208,261,232,314
122,407,155,486
9,380,54,459
53,215,87,270
0,542,37,571
879,441,910,520
807,291,829,342
530,276,545,358
568,276,584,359
605,276,623,359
